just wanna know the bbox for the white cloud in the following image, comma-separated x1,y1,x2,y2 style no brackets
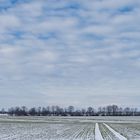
0,14,20,32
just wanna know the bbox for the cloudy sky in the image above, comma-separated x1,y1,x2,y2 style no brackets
0,0,140,108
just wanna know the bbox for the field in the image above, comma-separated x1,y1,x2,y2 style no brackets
0,116,140,140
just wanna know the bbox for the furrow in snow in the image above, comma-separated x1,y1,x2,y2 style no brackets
95,123,104,140
103,123,127,140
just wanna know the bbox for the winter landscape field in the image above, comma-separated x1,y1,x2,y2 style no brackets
0,116,140,140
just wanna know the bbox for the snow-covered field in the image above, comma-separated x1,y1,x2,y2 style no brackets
0,116,140,140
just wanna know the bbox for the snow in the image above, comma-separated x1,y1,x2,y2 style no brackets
95,123,104,140
0,116,140,140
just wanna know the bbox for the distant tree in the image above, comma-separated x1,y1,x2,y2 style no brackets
124,107,131,116
29,107,37,116
41,107,47,116
118,107,123,116
51,106,56,116
67,106,75,116
14,107,22,116
8,107,15,116
0,108,5,114
106,105,113,116
37,107,42,116
21,106,28,116
4,105,140,116
46,106,51,115
98,107,106,116
87,107,95,116
112,105,118,116
81,109,86,116
75,110,82,116
133,108,138,116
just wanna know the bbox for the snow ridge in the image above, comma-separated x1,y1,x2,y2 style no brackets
103,123,127,140
95,123,104,140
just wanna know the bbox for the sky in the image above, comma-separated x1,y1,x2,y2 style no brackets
0,0,140,108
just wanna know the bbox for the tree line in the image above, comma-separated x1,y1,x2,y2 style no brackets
0,105,140,116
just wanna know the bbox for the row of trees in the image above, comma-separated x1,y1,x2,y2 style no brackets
1,105,140,116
